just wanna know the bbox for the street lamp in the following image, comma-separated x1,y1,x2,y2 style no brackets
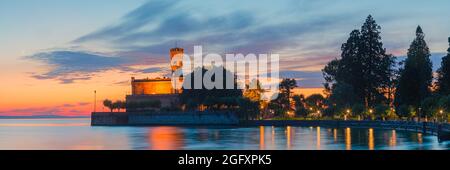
344,109,351,121
418,107,422,122
94,90,97,113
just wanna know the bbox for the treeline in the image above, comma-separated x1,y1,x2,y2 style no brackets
179,67,260,120
175,15,450,122
321,15,450,121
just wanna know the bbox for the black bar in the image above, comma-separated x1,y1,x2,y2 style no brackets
0,150,447,169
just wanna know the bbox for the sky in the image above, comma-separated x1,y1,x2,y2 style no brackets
1,0,450,116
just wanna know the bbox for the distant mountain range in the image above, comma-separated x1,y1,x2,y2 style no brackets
0,115,89,119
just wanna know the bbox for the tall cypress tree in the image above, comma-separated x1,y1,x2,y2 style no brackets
323,15,395,108
437,37,450,95
323,30,364,107
395,26,433,108
339,30,365,102
358,15,394,107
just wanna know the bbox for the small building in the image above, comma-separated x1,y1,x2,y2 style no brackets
126,47,185,112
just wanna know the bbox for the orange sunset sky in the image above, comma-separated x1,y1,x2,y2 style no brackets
1,0,449,116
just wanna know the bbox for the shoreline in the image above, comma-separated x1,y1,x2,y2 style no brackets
0,116,90,119
90,112,450,141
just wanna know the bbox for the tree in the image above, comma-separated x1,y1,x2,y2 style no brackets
103,99,113,112
359,15,395,107
323,58,340,94
374,104,390,120
397,105,411,119
112,100,126,112
323,30,363,102
112,101,120,112
293,95,308,117
243,79,265,102
338,30,365,102
395,26,433,113
352,104,365,120
126,100,161,112
322,15,395,109
437,37,450,95
438,95,450,113
279,78,297,99
180,66,243,111
305,94,325,112
420,96,441,119
268,78,298,117
237,98,260,120
327,83,358,109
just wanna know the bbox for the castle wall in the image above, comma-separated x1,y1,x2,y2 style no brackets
91,112,240,126
131,80,173,95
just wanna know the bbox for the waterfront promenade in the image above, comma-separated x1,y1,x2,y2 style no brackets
242,120,450,142
91,112,450,141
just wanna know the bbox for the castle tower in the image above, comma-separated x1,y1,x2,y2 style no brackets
170,47,184,74
170,47,184,94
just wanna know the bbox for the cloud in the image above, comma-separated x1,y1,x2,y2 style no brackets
0,103,90,116
26,0,429,87
73,0,362,56
74,0,177,43
26,51,133,83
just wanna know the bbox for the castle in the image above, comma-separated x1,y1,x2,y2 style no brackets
126,47,184,110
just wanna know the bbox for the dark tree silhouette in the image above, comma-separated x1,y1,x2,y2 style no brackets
293,95,308,117
359,15,396,107
323,15,395,109
180,66,243,111
269,78,297,117
395,26,433,111
103,99,113,112
437,37,450,95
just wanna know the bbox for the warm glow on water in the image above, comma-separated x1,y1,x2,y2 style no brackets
316,127,321,150
260,126,265,150
369,128,375,150
148,127,184,150
0,118,448,150
345,128,352,150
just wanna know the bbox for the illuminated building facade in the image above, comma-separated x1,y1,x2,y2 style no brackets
127,47,184,110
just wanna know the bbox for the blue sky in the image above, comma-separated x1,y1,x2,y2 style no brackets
1,0,450,89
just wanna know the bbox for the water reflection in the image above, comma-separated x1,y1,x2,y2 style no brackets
389,130,397,147
271,126,275,148
368,128,374,150
317,127,321,150
260,126,265,150
148,127,184,150
333,128,338,143
286,126,292,150
417,133,423,144
345,128,352,150
0,119,448,150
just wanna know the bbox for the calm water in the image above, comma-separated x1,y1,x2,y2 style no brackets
0,118,448,150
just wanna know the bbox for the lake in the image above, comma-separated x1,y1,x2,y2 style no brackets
0,118,448,150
